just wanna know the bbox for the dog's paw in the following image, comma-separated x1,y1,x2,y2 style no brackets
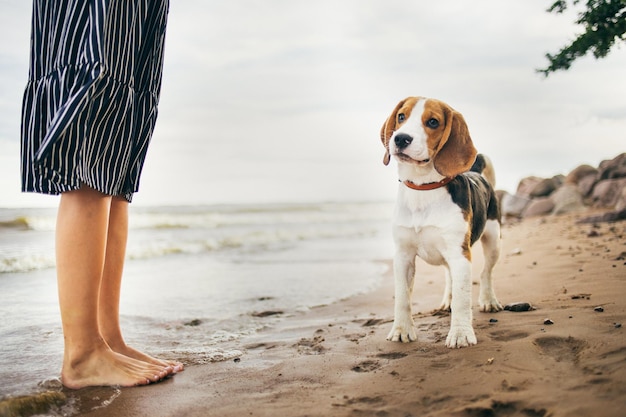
387,321,417,343
479,295,503,313
445,326,477,348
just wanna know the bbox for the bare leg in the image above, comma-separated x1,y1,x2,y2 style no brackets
99,196,183,372
56,186,170,389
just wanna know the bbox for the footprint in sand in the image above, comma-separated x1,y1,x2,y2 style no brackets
345,333,367,343
533,336,586,363
351,360,381,373
461,399,547,417
361,318,385,327
489,329,530,342
429,359,453,370
344,396,386,406
294,335,326,355
376,352,408,360
332,395,387,411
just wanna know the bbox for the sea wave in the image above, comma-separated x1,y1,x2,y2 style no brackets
0,202,392,231
0,225,381,273
131,226,379,260
0,215,56,232
0,202,393,274
0,253,56,274
128,202,392,230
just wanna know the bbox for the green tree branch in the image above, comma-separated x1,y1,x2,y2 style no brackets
538,0,626,77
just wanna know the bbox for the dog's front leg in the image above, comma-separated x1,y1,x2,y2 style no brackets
387,243,417,343
445,257,477,348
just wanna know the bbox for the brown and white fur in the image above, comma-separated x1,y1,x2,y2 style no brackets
380,96,502,348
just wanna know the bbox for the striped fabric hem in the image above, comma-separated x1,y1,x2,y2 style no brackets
21,0,169,202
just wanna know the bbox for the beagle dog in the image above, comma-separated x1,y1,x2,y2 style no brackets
380,96,502,348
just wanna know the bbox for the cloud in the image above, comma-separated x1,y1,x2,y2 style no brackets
1,0,625,207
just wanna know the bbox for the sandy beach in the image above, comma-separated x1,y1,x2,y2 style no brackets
1,206,624,417
32,209,617,417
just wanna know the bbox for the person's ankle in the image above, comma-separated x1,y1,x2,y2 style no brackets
102,336,126,352
63,336,109,367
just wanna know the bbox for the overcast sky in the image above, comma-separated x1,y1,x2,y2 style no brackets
1,0,625,208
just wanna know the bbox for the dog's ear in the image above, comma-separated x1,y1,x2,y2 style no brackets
380,99,407,166
433,106,477,177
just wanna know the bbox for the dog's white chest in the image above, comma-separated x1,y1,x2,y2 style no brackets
414,226,447,265
392,188,467,265
393,187,462,228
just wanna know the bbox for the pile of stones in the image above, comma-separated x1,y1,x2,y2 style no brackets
499,153,626,220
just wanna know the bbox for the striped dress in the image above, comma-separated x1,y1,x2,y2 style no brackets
21,0,169,202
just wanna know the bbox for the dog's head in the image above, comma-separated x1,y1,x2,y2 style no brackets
380,97,477,178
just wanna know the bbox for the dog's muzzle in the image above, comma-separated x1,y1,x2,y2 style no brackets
394,133,431,165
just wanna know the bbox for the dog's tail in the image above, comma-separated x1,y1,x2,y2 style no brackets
470,154,496,189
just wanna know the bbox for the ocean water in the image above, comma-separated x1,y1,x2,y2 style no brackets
0,202,394,400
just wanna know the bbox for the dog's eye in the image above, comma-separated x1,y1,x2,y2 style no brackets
426,118,439,129
397,113,406,123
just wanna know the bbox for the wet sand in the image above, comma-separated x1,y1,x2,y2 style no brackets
8,210,626,417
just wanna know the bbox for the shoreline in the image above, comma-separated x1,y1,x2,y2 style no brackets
4,210,626,417
89,211,626,417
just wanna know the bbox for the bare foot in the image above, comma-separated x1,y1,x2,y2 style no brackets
61,345,171,389
111,343,184,374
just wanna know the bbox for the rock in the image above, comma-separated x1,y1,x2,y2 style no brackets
500,192,531,218
590,178,626,208
598,153,626,180
578,209,626,224
551,184,585,215
501,152,625,220
615,187,626,211
566,164,599,196
516,176,544,198
504,302,534,312
522,197,555,218
566,164,598,184
577,173,599,197
528,177,561,198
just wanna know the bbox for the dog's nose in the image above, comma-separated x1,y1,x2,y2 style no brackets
394,133,413,149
